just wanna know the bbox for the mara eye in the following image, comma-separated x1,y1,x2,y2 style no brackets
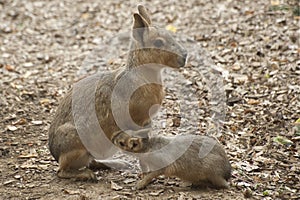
119,141,125,147
132,142,138,148
153,38,164,48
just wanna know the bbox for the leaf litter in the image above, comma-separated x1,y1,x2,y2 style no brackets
0,0,299,199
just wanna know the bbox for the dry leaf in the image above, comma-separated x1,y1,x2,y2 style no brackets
63,189,80,195
245,10,254,15
39,98,50,105
23,62,33,67
270,0,280,6
111,181,123,191
20,163,38,169
149,189,164,196
3,180,15,186
81,13,90,20
231,64,241,71
18,148,38,158
0,1,299,199
31,120,43,125
165,25,177,33
14,175,21,179
12,118,27,125
273,136,293,146
123,178,136,184
7,125,18,131
5,65,15,72
247,99,260,105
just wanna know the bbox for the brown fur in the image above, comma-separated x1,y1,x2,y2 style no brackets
111,129,150,153
112,131,231,190
48,5,187,180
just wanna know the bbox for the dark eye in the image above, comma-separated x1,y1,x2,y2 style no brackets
119,141,125,147
132,142,138,148
153,38,164,48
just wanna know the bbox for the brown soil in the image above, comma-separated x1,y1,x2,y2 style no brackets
0,0,299,199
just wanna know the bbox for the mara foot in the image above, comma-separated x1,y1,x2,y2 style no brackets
57,168,96,181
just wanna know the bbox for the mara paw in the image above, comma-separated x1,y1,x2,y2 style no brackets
134,180,147,190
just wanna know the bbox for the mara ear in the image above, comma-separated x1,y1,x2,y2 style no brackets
132,13,150,44
137,5,151,25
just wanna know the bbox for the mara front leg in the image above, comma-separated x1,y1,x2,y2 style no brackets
135,170,163,190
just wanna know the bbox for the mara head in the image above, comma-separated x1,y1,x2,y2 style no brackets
111,128,150,153
128,5,187,69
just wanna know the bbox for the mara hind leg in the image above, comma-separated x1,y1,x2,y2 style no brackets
58,149,96,181
52,123,130,180
51,123,96,181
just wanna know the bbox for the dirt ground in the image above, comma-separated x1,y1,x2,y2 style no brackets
0,0,299,199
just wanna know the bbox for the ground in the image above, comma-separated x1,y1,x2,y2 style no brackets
0,0,299,199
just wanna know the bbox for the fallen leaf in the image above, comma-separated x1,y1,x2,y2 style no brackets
23,62,33,67
14,174,21,179
12,118,27,125
231,73,248,84
247,99,260,105
20,163,38,169
291,136,300,141
123,178,136,184
263,190,270,196
23,71,32,78
165,25,177,33
273,136,293,146
149,189,164,196
5,65,15,72
111,195,122,200
81,13,90,20
63,189,80,195
270,0,280,6
231,64,241,71
245,10,254,15
38,164,48,170
3,180,15,185
18,148,38,158
111,181,123,191
39,98,50,105
31,120,43,125
7,125,18,131
237,181,251,187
